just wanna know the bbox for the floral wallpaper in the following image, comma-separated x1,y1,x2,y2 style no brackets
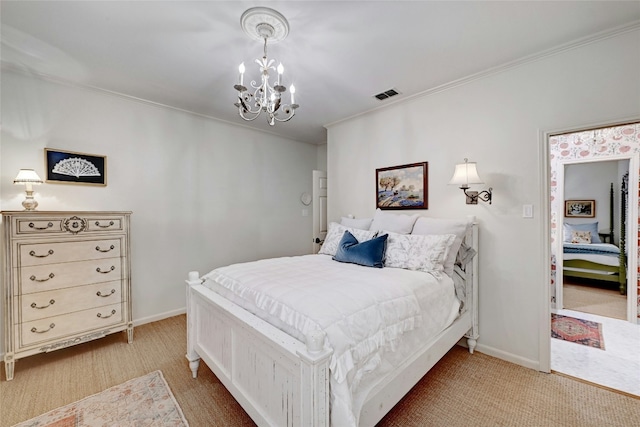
549,122,640,319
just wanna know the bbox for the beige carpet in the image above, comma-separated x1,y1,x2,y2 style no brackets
1,315,638,427
563,280,627,320
13,370,188,427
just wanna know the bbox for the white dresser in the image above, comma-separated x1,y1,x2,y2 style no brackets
1,211,132,380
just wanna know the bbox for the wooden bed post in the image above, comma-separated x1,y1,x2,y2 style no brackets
465,216,480,354
186,271,201,378
297,331,332,427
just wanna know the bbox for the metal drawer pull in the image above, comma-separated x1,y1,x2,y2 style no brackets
96,266,115,274
29,249,54,258
31,299,55,309
97,289,116,297
30,273,55,282
97,309,116,319
95,221,115,228
95,245,115,253
29,222,54,230
31,323,55,333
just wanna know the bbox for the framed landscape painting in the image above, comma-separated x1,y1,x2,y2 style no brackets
45,148,107,186
376,162,428,210
565,200,595,218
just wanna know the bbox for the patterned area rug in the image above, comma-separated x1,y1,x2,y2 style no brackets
551,313,605,350
13,371,189,427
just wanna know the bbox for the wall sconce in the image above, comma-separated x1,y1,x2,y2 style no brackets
449,158,492,205
14,169,43,211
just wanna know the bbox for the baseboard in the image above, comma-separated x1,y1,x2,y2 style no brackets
133,308,186,327
0,308,188,360
474,342,540,371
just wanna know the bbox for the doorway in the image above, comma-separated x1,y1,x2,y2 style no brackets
547,123,640,397
558,159,629,321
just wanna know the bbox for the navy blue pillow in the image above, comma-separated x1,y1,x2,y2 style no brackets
333,230,388,268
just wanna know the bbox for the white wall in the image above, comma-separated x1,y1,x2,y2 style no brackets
316,143,327,172
0,70,319,352
565,160,627,245
326,29,640,368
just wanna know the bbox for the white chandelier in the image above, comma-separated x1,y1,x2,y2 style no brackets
234,7,298,126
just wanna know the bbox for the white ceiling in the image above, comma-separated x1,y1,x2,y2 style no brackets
2,1,639,144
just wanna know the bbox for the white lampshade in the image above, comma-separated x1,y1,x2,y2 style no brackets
13,169,43,185
13,169,43,211
449,160,484,188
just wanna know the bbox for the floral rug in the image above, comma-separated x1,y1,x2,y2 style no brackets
13,371,189,427
551,313,605,350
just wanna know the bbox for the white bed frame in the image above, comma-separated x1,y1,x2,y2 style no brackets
185,220,479,426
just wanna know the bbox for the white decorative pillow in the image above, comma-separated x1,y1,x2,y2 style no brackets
319,222,377,256
571,230,592,244
411,217,472,277
340,217,373,230
369,208,419,234
383,231,456,275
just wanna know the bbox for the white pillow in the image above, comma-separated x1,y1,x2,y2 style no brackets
319,222,377,256
563,222,601,244
369,208,419,234
384,231,456,275
340,217,373,230
411,217,472,277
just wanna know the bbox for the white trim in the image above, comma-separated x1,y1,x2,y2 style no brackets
555,153,639,324
133,308,186,327
0,64,322,146
0,308,188,360
626,154,639,324
326,21,640,129
541,120,640,377
474,343,540,371
539,130,551,373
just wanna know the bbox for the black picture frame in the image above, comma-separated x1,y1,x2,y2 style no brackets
45,148,107,186
376,162,428,210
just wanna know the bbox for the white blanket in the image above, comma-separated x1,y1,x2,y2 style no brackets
202,254,459,426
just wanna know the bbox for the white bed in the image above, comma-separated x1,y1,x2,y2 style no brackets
185,216,478,426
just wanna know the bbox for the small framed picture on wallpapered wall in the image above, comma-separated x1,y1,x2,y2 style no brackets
565,200,595,218
45,148,107,186
376,162,428,210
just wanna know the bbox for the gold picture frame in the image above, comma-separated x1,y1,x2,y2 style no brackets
565,199,595,218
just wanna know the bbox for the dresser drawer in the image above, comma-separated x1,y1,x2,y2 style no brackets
19,258,123,294
12,213,128,237
19,302,123,347
19,281,124,322
17,239,122,267
85,216,124,232
16,218,63,235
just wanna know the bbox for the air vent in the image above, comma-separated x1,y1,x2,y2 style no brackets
373,88,400,101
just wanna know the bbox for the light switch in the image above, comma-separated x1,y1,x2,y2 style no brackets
523,204,533,218
302,209,309,217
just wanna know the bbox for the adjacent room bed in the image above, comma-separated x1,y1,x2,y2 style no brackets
185,212,478,426
563,179,627,295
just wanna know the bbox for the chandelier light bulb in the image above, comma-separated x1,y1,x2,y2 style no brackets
238,63,245,86
277,63,284,85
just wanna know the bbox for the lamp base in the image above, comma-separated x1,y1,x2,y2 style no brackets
22,191,38,211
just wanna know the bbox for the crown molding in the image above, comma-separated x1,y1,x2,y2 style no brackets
325,20,640,129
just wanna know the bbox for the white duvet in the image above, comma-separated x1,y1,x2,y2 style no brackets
202,254,459,426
